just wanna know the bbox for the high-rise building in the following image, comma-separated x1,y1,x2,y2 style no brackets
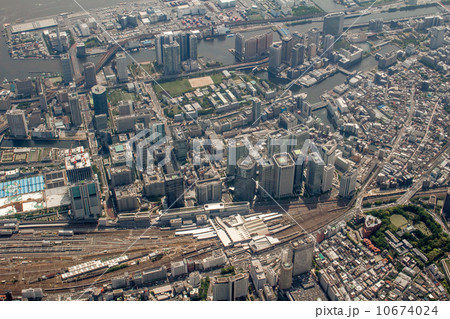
250,258,266,290
281,36,293,64
323,12,344,37
163,41,181,75
273,153,295,199
252,97,262,123
291,149,305,190
91,85,108,116
196,178,222,204
189,33,198,60
430,26,445,50
279,262,293,290
69,93,83,126
155,32,173,65
306,152,325,195
307,28,320,46
213,273,249,301
69,181,102,219
244,37,257,61
290,43,305,67
6,109,28,137
290,237,314,276
83,62,97,89
115,52,128,82
269,43,282,72
164,172,184,208
307,43,317,60
76,43,86,57
234,157,257,202
339,168,358,198
226,139,248,175
15,79,34,98
321,165,334,193
369,19,383,32
323,34,335,58
60,54,73,85
442,189,450,221
257,159,274,198
235,33,244,61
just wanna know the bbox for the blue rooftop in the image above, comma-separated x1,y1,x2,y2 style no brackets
0,175,44,198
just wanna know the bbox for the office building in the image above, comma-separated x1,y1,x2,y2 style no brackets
61,54,73,85
213,273,249,301
323,34,335,58
65,148,93,183
252,97,262,123
290,237,314,276
14,79,34,98
115,52,128,82
430,26,445,50
196,178,222,204
339,168,358,198
442,189,450,221
226,139,248,175
321,165,334,193
83,62,97,88
114,185,139,213
69,93,83,126
6,109,28,137
269,43,282,71
273,153,295,199
279,262,293,290
291,149,305,190
250,258,266,290
257,159,274,198
290,43,305,67
281,36,293,64
306,152,325,195
307,28,320,46
76,43,86,57
369,19,383,32
70,181,102,219
110,166,133,187
234,157,257,202
92,85,108,116
323,12,344,37
165,172,185,208
0,91,11,111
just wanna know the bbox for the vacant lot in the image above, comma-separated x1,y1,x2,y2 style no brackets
107,90,137,106
189,76,213,88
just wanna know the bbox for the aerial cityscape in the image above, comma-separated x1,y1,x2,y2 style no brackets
0,0,450,303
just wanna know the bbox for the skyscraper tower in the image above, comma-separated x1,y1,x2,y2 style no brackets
323,12,344,37
83,62,97,89
69,93,83,126
290,237,314,276
115,52,128,82
163,42,181,75
6,109,28,138
306,152,325,195
252,97,262,123
60,54,73,85
269,43,282,72
91,85,108,116
339,168,358,198
272,153,295,199
235,33,245,61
